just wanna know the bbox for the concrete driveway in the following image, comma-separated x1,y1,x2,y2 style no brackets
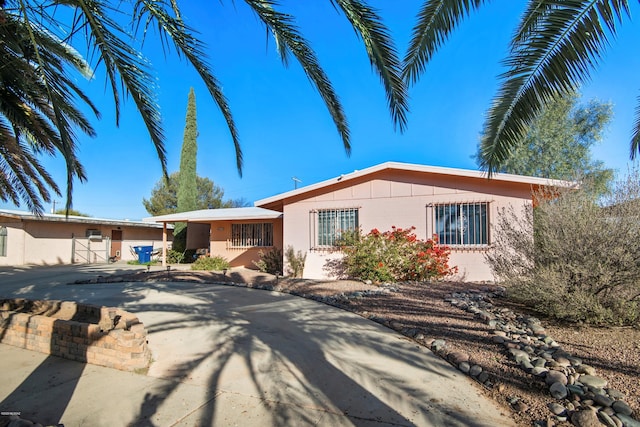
0,264,515,426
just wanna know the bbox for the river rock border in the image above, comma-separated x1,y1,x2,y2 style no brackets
444,288,639,427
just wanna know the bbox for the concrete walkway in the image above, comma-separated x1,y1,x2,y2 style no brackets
0,265,515,426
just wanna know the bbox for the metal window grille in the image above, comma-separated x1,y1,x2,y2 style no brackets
0,226,6,257
433,202,489,246
311,208,359,247
231,223,273,247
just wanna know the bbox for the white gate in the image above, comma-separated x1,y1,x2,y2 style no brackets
72,236,111,264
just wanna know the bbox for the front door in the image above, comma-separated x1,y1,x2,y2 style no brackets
111,230,123,260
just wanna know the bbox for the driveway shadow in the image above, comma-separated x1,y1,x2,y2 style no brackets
124,283,509,426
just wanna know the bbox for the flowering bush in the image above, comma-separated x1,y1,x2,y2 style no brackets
338,226,457,283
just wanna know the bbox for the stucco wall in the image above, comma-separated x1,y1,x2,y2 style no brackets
0,219,170,266
208,219,283,268
281,169,534,282
0,219,25,266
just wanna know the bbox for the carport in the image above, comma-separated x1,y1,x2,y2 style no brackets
144,207,283,268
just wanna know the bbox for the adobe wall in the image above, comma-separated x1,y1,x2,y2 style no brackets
0,299,151,372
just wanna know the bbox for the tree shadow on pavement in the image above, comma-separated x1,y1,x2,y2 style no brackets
0,291,144,425
124,283,509,427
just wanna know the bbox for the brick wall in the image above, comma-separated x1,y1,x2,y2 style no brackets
0,299,151,372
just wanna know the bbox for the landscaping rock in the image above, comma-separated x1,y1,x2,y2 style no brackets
612,400,633,416
469,365,483,377
593,394,614,407
571,409,601,427
546,370,568,386
616,414,640,427
579,375,608,389
550,382,568,400
442,288,640,426
598,412,618,427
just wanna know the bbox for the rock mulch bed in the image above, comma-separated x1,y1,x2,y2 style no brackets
50,268,640,426
443,288,639,427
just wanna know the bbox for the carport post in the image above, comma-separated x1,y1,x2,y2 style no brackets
162,222,167,267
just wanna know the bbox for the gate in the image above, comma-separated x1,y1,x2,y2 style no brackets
72,236,111,264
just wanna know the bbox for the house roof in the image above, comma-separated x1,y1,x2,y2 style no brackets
255,161,575,208
144,207,283,223
0,209,170,229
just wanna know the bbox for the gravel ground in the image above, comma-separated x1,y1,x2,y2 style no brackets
113,268,640,426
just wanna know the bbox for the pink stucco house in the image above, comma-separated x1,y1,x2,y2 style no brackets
147,162,570,282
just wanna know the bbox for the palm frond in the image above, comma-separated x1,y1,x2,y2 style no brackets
403,0,487,86
59,0,167,175
631,94,640,158
17,2,92,212
133,0,244,175
479,0,631,174
1,6,94,213
330,0,409,131
0,119,60,213
244,0,350,154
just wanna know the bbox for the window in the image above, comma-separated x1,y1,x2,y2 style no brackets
313,208,359,247
231,223,273,247
0,226,6,257
434,202,489,246
85,229,102,239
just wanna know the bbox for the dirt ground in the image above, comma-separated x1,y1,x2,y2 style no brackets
113,268,639,427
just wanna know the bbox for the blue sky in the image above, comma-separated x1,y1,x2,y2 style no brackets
3,1,640,220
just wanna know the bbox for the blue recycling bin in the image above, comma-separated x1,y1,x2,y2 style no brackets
134,246,153,263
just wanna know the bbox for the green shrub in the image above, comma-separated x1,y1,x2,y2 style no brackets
166,249,185,264
191,255,230,271
486,170,640,326
338,226,456,283
253,248,283,275
127,259,159,266
285,246,306,278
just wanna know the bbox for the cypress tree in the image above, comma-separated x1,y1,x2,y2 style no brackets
174,88,198,250
177,87,198,212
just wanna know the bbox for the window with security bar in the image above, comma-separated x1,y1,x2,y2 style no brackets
434,202,489,246
231,223,273,247
313,208,359,247
0,226,6,257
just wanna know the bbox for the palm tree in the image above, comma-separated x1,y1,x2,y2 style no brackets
1,0,408,213
0,5,96,213
403,0,639,174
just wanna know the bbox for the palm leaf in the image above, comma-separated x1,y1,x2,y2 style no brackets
16,1,94,212
330,0,409,131
0,119,60,213
403,0,487,86
1,6,94,213
244,0,351,154
479,0,631,174
58,0,167,177
631,95,640,158
133,0,244,175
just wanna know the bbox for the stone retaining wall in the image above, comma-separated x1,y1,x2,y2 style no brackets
0,299,151,372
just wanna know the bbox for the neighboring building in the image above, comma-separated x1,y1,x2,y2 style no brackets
0,209,172,266
147,162,572,282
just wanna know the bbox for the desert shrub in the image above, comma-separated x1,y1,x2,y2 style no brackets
285,246,306,278
191,255,230,271
487,171,640,326
339,226,456,283
166,249,185,264
253,248,283,275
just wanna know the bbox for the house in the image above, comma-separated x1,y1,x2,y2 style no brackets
146,162,572,282
0,209,173,266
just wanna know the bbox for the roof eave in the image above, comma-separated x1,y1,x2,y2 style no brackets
255,161,576,207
